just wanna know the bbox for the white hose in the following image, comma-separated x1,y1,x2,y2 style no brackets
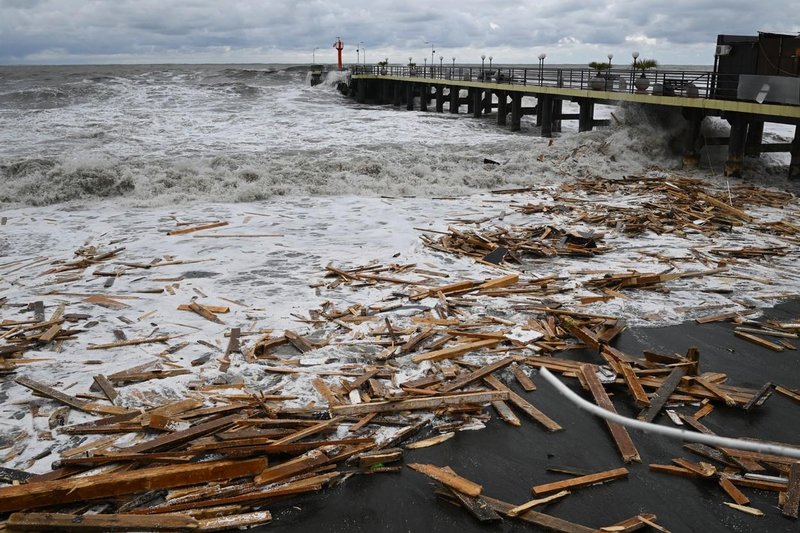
538,367,800,460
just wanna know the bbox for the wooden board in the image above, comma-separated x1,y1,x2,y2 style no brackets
329,391,508,416
531,467,629,496
580,365,641,463
6,512,199,531
0,458,265,513
407,463,482,497
483,375,561,432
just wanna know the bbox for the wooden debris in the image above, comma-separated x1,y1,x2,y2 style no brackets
0,458,265,512
723,502,764,516
408,463,482,497
507,490,570,517
6,512,200,531
531,467,629,496
330,391,508,416
580,365,641,463
784,462,800,519
406,432,455,450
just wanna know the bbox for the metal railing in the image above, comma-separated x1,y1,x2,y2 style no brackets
350,64,747,101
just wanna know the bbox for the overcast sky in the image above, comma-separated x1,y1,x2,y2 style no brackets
1,0,797,65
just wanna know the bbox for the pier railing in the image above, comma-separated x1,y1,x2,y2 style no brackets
351,65,739,100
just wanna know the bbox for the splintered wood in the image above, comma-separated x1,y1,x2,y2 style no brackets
2,174,799,530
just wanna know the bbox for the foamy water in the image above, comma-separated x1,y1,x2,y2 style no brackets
1,64,795,207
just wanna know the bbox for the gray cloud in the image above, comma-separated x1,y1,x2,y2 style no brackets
0,0,797,64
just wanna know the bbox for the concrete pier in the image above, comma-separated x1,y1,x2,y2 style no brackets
344,68,800,178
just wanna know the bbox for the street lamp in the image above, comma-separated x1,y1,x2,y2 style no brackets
439,55,443,76
631,51,639,91
538,53,546,85
424,58,427,77
481,54,486,79
426,41,435,67
452,56,456,67
606,53,614,90
489,56,493,69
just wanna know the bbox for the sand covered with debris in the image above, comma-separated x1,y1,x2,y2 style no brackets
2,171,799,475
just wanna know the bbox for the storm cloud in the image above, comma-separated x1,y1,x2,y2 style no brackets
1,0,797,64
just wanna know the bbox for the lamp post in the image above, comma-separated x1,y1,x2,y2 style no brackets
538,53,546,85
489,56,493,69
606,53,614,90
481,54,486,79
423,58,427,77
409,56,413,75
439,55,443,77
631,51,639,92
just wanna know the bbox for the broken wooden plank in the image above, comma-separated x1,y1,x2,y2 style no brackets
406,432,455,450
719,476,750,506
407,463,482,497
411,338,502,364
92,374,118,403
480,495,596,533
784,462,800,519
735,331,784,352
6,512,199,532
491,400,521,426
329,391,508,416
483,375,562,432
439,355,519,393
506,490,570,517
637,366,687,423
510,362,536,391
87,335,172,350
618,361,649,406
14,376,130,416
167,221,229,236
580,365,641,463
531,467,629,496
0,458,265,513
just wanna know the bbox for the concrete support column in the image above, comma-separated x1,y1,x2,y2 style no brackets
467,88,475,114
420,85,428,111
510,93,522,132
483,89,492,115
745,120,764,157
435,85,444,113
381,80,392,104
540,94,553,138
790,125,800,179
496,90,507,126
578,100,595,132
681,109,704,168
552,98,562,133
724,114,747,177
536,96,543,126
406,83,414,111
472,89,482,118
449,87,459,114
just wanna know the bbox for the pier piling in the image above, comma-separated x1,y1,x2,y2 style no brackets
435,86,444,113
449,87,459,114
420,85,428,112
406,83,414,111
472,89,482,118
496,91,507,126
724,115,748,177
791,126,800,179
510,93,522,132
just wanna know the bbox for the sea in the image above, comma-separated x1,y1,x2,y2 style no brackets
1,63,794,208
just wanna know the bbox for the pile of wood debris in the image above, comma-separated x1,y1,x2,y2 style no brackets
1,176,799,531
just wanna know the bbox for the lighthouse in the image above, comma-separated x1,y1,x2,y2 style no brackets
333,37,344,71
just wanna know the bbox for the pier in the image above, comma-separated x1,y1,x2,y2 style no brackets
345,64,800,179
